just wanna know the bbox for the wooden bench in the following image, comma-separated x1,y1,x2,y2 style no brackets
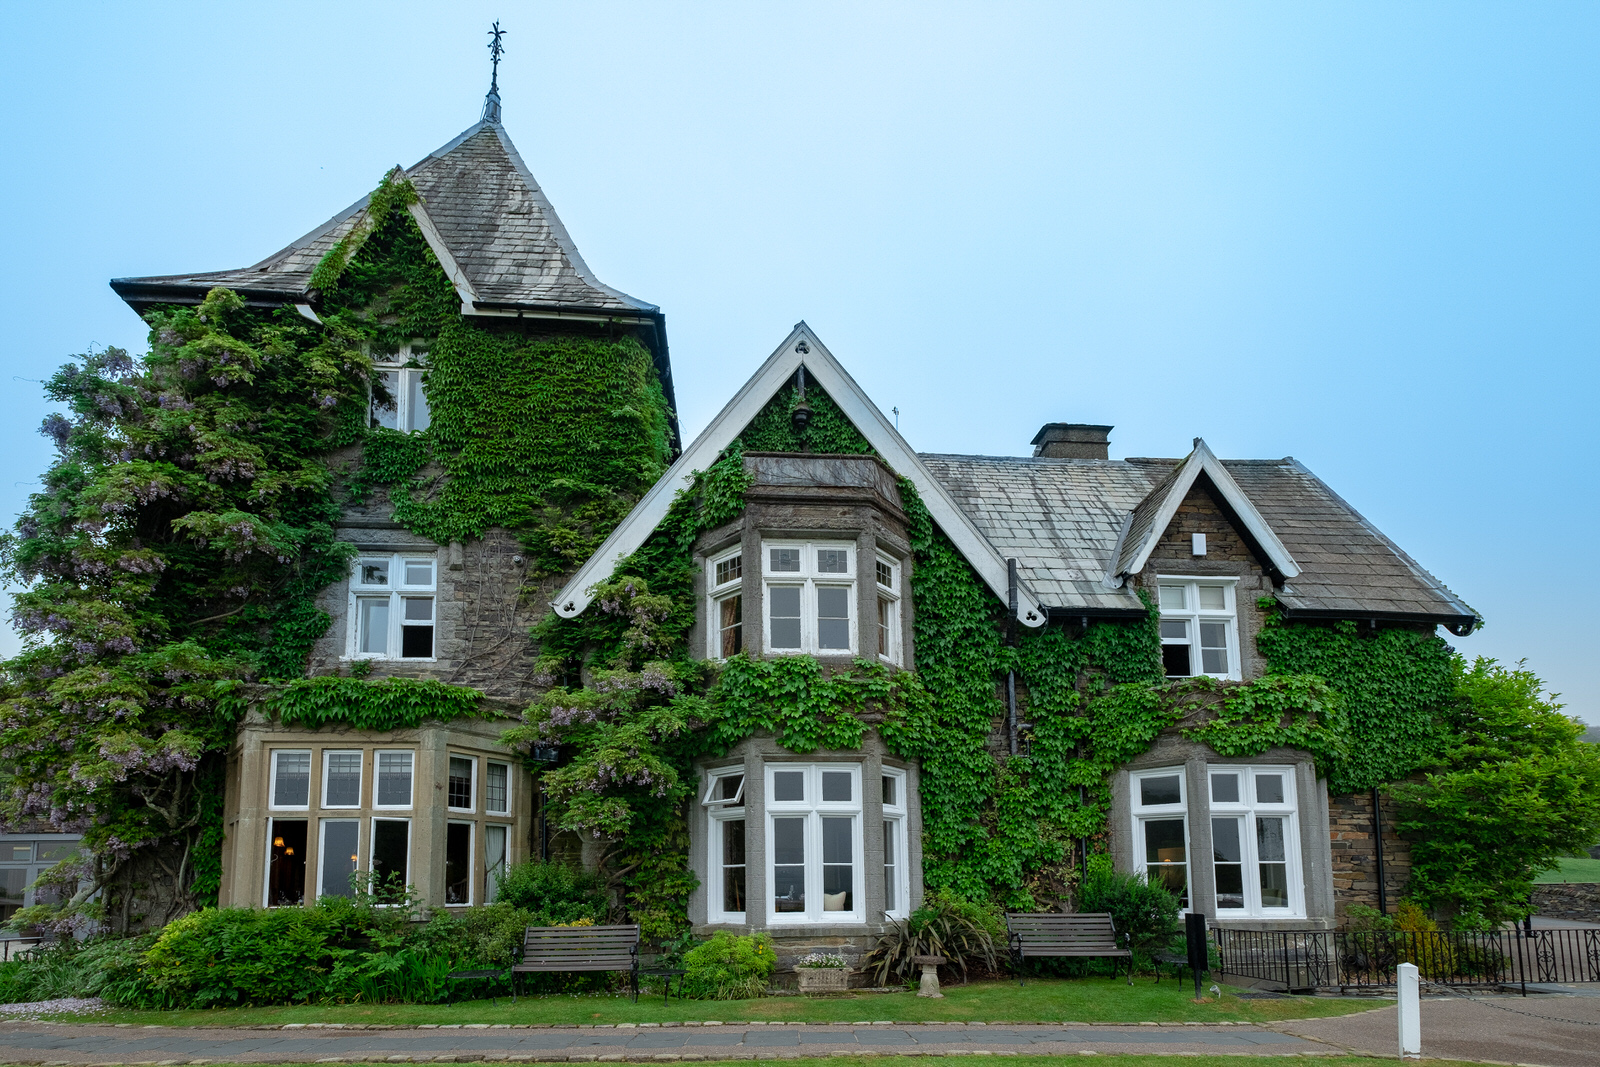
1006,912,1133,986
511,924,641,1003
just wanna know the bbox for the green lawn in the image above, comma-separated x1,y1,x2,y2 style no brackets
1535,855,1600,883
61,978,1388,1028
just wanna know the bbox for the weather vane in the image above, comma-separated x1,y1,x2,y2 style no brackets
482,21,507,124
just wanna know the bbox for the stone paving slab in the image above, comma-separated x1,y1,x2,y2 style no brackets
0,1023,1336,1063
1278,995,1600,1067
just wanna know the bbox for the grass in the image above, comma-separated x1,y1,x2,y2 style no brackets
1534,855,1600,884
58,978,1389,1028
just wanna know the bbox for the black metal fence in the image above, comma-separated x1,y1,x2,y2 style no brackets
1213,926,1600,994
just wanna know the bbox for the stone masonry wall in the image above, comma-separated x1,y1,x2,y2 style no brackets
1329,789,1411,924
1531,882,1600,923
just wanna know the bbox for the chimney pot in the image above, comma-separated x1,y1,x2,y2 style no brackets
1031,423,1112,460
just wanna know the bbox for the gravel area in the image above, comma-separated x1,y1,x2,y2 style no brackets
0,997,106,1019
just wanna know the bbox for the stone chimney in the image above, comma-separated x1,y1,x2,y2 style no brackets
1031,423,1112,460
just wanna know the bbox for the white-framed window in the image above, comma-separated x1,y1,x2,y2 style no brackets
882,768,909,919
349,553,438,660
370,342,431,433
447,754,476,813
874,554,902,665
766,763,864,924
485,823,509,903
1131,767,1190,910
369,817,411,903
763,541,856,655
1209,766,1303,917
373,750,415,810
707,547,744,660
703,767,747,922
269,750,312,810
265,817,308,907
1157,577,1239,680
485,761,511,816
321,751,363,809
444,820,475,905
318,818,360,899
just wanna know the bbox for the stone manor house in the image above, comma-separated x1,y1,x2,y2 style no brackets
102,100,1476,948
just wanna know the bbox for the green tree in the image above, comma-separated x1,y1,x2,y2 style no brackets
1389,658,1600,926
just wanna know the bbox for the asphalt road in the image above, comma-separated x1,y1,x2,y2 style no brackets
1279,994,1600,1067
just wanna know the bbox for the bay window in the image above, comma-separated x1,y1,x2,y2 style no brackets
763,542,856,655
1131,768,1189,909
767,763,863,924
1209,766,1302,917
1157,578,1238,680
349,553,437,661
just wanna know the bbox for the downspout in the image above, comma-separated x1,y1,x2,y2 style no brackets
1006,559,1019,756
1371,786,1389,916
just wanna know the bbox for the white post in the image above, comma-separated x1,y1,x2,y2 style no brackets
1397,961,1421,1059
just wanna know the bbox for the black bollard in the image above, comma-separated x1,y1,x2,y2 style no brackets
1186,912,1208,1000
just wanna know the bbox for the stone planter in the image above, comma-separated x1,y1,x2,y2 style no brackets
796,966,851,993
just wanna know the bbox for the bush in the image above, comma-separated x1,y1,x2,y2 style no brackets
141,906,349,1008
494,860,609,925
861,890,1002,987
680,931,774,999
1077,868,1181,970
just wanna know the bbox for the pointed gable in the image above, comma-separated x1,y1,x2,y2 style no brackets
551,324,1049,627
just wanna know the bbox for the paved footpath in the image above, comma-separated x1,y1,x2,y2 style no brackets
1280,994,1600,1067
0,1021,1335,1063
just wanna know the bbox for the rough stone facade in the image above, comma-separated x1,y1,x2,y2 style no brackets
1327,788,1412,924
1531,882,1600,923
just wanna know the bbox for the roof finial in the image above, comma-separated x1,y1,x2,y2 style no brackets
482,21,507,124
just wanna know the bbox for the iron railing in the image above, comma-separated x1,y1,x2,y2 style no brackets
1213,926,1600,994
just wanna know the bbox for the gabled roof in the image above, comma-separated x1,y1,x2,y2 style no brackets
551,323,1049,627
110,121,657,322
1111,439,1300,581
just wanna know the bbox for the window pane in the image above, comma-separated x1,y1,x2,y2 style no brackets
36,842,75,862
817,549,849,573
1158,584,1187,609
822,816,853,911
1214,862,1245,909
1256,816,1286,862
448,757,474,809
485,824,508,903
408,371,430,432
719,594,743,657
360,560,390,586
1200,621,1229,674
722,819,747,913
403,560,434,587
772,816,805,912
1143,818,1186,864
377,752,413,807
1162,644,1192,677
1255,774,1285,804
1260,862,1290,907
821,771,852,803
358,598,390,655
822,816,852,863
486,763,508,814
0,868,24,906
268,820,307,907
1212,817,1242,862
400,622,433,659
882,775,897,807
371,371,400,429
772,817,806,865
883,819,897,911
1211,772,1240,804
769,548,801,572
715,555,742,586
817,586,850,650
772,771,805,802
718,775,744,802
445,823,471,904
371,820,409,904
1197,585,1227,610
876,560,894,588
324,752,361,807
1148,862,1188,907
319,820,359,899
1159,619,1189,640
1139,775,1181,807
768,586,802,649
274,752,311,807
7,844,31,862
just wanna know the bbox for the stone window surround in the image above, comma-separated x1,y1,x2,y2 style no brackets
1110,736,1335,931
695,523,912,667
688,732,921,935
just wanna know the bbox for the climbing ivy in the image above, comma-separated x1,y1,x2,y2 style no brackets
263,676,491,732
736,378,875,456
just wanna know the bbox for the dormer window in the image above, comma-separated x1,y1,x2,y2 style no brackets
763,541,855,655
370,343,431,433
1157,578,1238,680
708,548,743,660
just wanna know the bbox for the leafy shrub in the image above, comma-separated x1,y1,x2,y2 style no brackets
1077,868,1181,967
861,890,1002,987
140,906,348,1008
494,860,609,925
680,931,774,999
0,933,159,1007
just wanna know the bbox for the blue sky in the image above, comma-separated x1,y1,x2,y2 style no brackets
1,3,1595,724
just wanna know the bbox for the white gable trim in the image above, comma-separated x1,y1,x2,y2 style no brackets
1117,440,1301,580
551,323,1048,626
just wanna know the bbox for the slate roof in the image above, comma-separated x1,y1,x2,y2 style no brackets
919,453,1477,630
110,122,656,319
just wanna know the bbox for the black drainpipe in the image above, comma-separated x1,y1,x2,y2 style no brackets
1006,559,1019,756
1371,786,1389,916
